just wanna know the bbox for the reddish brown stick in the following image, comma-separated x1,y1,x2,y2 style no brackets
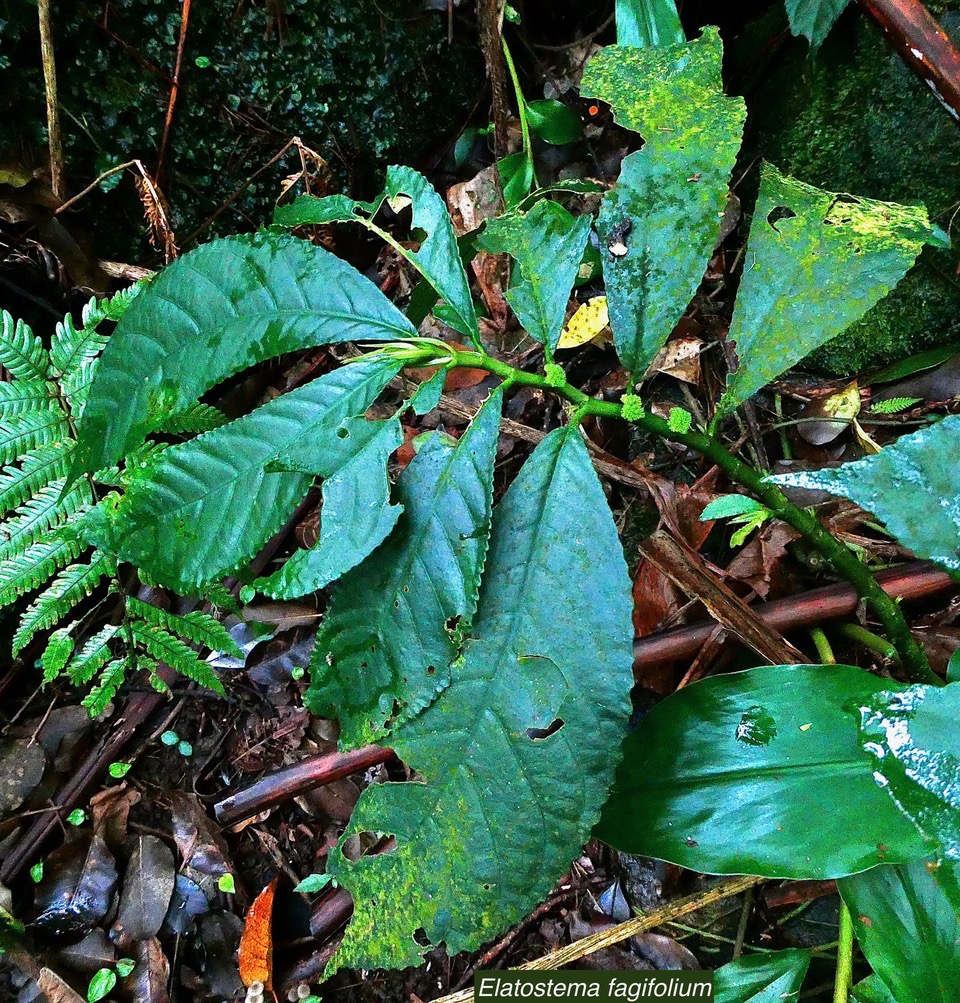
858,0,960,122
155,0,193,182
633,560,955,672
214,745,395,826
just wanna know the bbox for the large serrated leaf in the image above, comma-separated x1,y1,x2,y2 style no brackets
714,950,811,1003
112,358,401,590
597,664,929,878
477,202,591,355
769,415,960,571
306,390,502,746
76,233,416,471
326,425,633,972
580,29,746,375
840,859,960,1003
615,0,685,47
275,166,478,342
719,163,934,414
255,416,404,599
784,0,849,48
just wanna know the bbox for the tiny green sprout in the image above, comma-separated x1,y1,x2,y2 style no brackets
30,862,43,883
620,394,644,421
291,665,305,681
239,584,256,604
67,809,86,826
108,762,132,779
667,407,692,434
194,55,211,69
116,958,135,978
177,740,193,758
87,968,116,1003
504,4,521,23
544,362,567,388
160,730,179,746
218,873,236,894
293,873,336,894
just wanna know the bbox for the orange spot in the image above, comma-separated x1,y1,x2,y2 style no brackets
588,104,600,116
239,878,277,990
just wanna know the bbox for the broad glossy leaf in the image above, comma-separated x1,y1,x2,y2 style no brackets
581,30,746,374
77,232,415,471
306,390,502,746
597,664,928,878
477,202,591,354
326,425,634,972
852,976,899,1003
859,683,960,858
615,0,685,47
720,164,933,414
113,358,401,590
714,950,811,1003
785,0,850,48
840,859,960,1003
525,99,582,145
769,414,960,571
254,417,404,599
274,166,478,342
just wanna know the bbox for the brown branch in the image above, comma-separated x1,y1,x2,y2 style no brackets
633,559,955,674
858,0,960,122
478,0,510,160
155,0,193,183
37,0,65,201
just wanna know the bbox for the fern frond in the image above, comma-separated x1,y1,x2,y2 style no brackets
13,551,115,655
0,480,93,563
155,403,229,435
97,282,144,323
126,596,242,657
0,535,85,609
129,620,225,694
0,407,70,465
0,442,74,517
869,396,923,415
0,312,50,380
199,580,241,614
50,314,109,387
0,380,60,418
82,655,131,716
41,626,76,684
67,624,120,685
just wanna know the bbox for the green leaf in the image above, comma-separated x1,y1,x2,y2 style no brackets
409,369,446,416
82,657,130,715
67,626,120,685
770,415,960,571
597,664,928,878
525,99,582,145
115,958,135,978
154,403,229,434
126,597,242,657
217,873,235,894
294,873,334,894
615,0,685,47
113,357,401,590
87,968,116,1003
0,480,92,564
497,151,536,208
30,862,43,883
76,232,416,471
0,442,74,517
477,202,591,355
784,0,850,48
0,535,85,610
13,551,115,656
700,494,769,521
41,626,75,684
714,950,811,1002
0,311,50,380
306,390,502,746
0,407,70,466
129,621,225,695
274,167,478,343
719,163,934,414
0,379,59,418
859,683,960,858
108,762,132,779
254,417,404,599
840,859,960,1003
67,808,86,826
326,425,633,972
852,976,899,1003
581,30,746,375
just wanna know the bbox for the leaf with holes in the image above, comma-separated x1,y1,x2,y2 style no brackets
719,164,935,414
108,358,401,590
274,167,478,343
306,389,502,746
580,29,746,375
76,233,416,471
325,425,633,972
840,859,960,1003
477,202,591,355
770,415,960,571
597,664,929,878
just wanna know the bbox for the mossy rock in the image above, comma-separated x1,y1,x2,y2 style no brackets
744,3,960,374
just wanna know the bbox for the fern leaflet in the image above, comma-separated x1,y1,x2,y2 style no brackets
0,480,93,563
0,536,85,609
0,407,70,465
67,624,120,685
126,596,242,657
129,620,225,694
0,443,74,517
0,312,50,380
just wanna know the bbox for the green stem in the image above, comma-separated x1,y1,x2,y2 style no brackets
500,37,538,190
810,627,836,665
448,348,939,686
837,623,901,665
834,900,854,1003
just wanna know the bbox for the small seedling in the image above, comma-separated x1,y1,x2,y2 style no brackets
218,873,236,894
66,809,86,826
160,730,179,746
87,968,117,1003
29,862,43,883
108,762,132,778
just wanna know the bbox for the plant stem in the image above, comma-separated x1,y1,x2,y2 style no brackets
837,622,901,664
37,0,64,201
501,37,538,189
810,627,836,665
448,348,940,685
834,900,855,1003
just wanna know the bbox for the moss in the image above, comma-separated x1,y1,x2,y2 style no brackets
744,5,960,374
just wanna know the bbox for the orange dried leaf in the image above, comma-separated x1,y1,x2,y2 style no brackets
239,877,277,989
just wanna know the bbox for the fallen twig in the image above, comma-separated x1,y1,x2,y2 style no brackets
37,0,64,201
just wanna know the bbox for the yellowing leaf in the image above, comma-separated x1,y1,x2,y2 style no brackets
823,380,861,421
558,296,610,349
